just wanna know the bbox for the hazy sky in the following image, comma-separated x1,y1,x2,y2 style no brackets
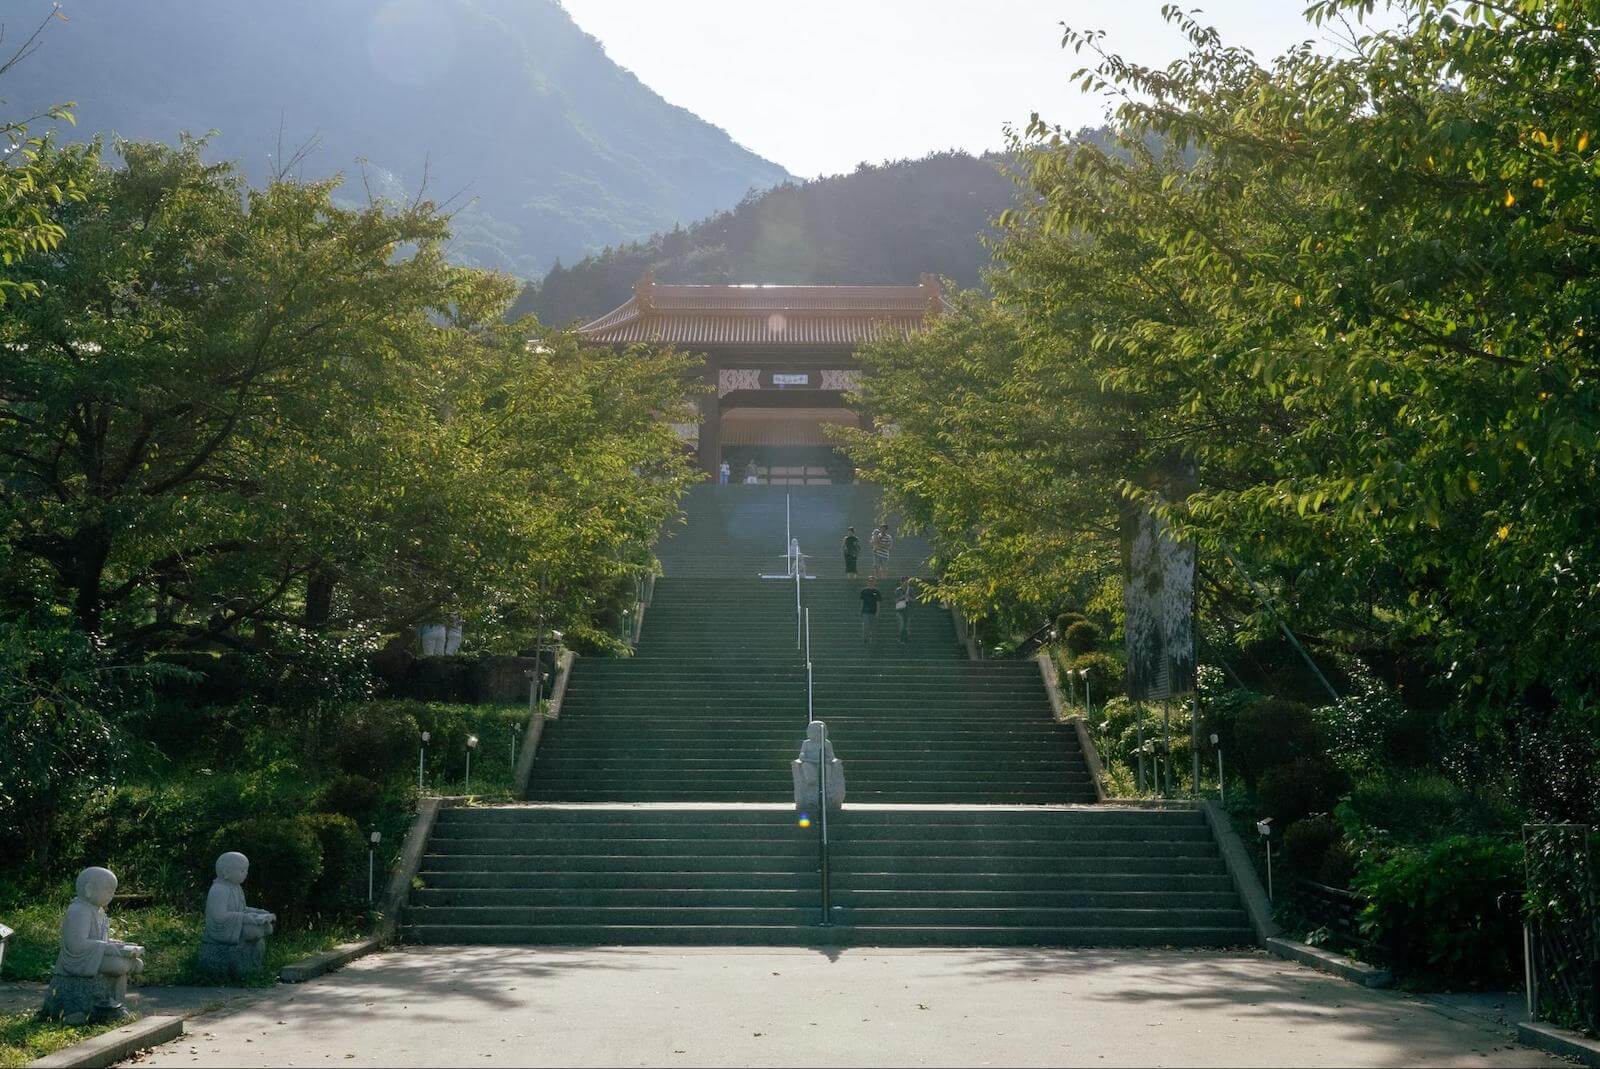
559,1,1380,178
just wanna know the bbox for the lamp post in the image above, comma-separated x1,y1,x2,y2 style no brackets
1079,668,1092,718
1066,667,1076,710
1257,818,1274,900
1211,733,1224,804
367,830,382,904
465,735,479,794
511,721,522,768
418,731,430,791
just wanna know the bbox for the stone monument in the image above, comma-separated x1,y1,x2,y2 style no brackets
198,852,276,979
792,720,845,809
39,867,145,1024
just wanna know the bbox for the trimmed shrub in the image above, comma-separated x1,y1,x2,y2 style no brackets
1340,771,1512,845
331,705,420,779
1354,835,1523,984
207,817,323,918
1317,840,1358,887
301,813,366,912
1053,612,1088,639
1257,757,1348,825
318,774,382,823
1231,698,1321,783
1283,814,1342,876
1065,650,1124,700
1064,621,1102,656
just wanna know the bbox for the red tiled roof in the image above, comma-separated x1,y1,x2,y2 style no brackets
578,274,945,347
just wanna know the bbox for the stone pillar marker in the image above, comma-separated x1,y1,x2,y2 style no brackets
197,851,277,979
40,867,145,1025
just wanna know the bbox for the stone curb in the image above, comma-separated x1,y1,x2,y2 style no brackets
1517,1021,1600,1067
278,936,383,984
27,1014,183,1069
1200,799,1279,948
1266,936,1393,988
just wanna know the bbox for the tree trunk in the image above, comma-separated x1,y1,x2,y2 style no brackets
69,523,113,636
304,570,336,631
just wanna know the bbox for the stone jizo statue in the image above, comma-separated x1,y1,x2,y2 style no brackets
40,867,145,1024
792,720,845,810
198,851,276,978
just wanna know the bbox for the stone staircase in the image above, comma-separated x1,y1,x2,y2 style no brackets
401,483,1252,947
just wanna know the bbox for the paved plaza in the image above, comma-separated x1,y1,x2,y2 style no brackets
125,946,1557,1067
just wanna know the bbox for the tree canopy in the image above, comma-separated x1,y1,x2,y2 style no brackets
0,138,696,655
843,0,1600,816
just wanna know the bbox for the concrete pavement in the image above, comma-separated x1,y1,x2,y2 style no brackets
124,945,1560,1067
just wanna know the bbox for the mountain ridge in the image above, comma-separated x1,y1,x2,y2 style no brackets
5,0,792,278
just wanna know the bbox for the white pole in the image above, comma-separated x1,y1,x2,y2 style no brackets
367,847,374,904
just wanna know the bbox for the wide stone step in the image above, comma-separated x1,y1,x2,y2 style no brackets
412,888,824,909
417,870,821,891
421,853,818,874
401,923,1254,948
425,837,813,857
416,869,1235,894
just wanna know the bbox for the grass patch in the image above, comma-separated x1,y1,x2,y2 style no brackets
0,1013,114,1069
2,895,363,987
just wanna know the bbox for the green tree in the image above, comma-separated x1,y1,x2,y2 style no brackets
846,0,1600,815
0,139,695,653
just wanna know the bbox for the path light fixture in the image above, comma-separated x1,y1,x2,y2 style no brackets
1066,667,1077,710
419,731,431,791
1257,818,1274,900
1211,733,1224,804
465,735,479,794
367,830,382,904
511,721,522,768
1078,668,1092,717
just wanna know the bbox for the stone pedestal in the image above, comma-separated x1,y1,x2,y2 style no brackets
198,937,265,979
39,971,128,1025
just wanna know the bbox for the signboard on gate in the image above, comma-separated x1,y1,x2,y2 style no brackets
771,373,810,388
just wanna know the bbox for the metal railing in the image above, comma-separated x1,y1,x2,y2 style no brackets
1525,823,1598,1037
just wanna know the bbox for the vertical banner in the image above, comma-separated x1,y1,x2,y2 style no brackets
1123,504,1196,701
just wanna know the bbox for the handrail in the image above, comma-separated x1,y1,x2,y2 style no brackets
816,719,831,925
805,609,814,723
794,542,802,650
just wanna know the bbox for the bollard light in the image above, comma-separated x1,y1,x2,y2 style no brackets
418,730,431,791
465,734,479,794
1211,733,1224,804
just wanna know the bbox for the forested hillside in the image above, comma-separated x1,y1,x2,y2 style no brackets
517,151,1018,325
5,0,791,277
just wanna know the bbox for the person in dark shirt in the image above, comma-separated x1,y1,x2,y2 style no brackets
859,578,881,645
843,527,860,578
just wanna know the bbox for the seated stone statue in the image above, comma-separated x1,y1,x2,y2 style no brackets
198,852,276,979
792,720,845,810
40,867,145,1024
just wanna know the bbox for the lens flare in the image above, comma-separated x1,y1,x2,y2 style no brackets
797,813,812,829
